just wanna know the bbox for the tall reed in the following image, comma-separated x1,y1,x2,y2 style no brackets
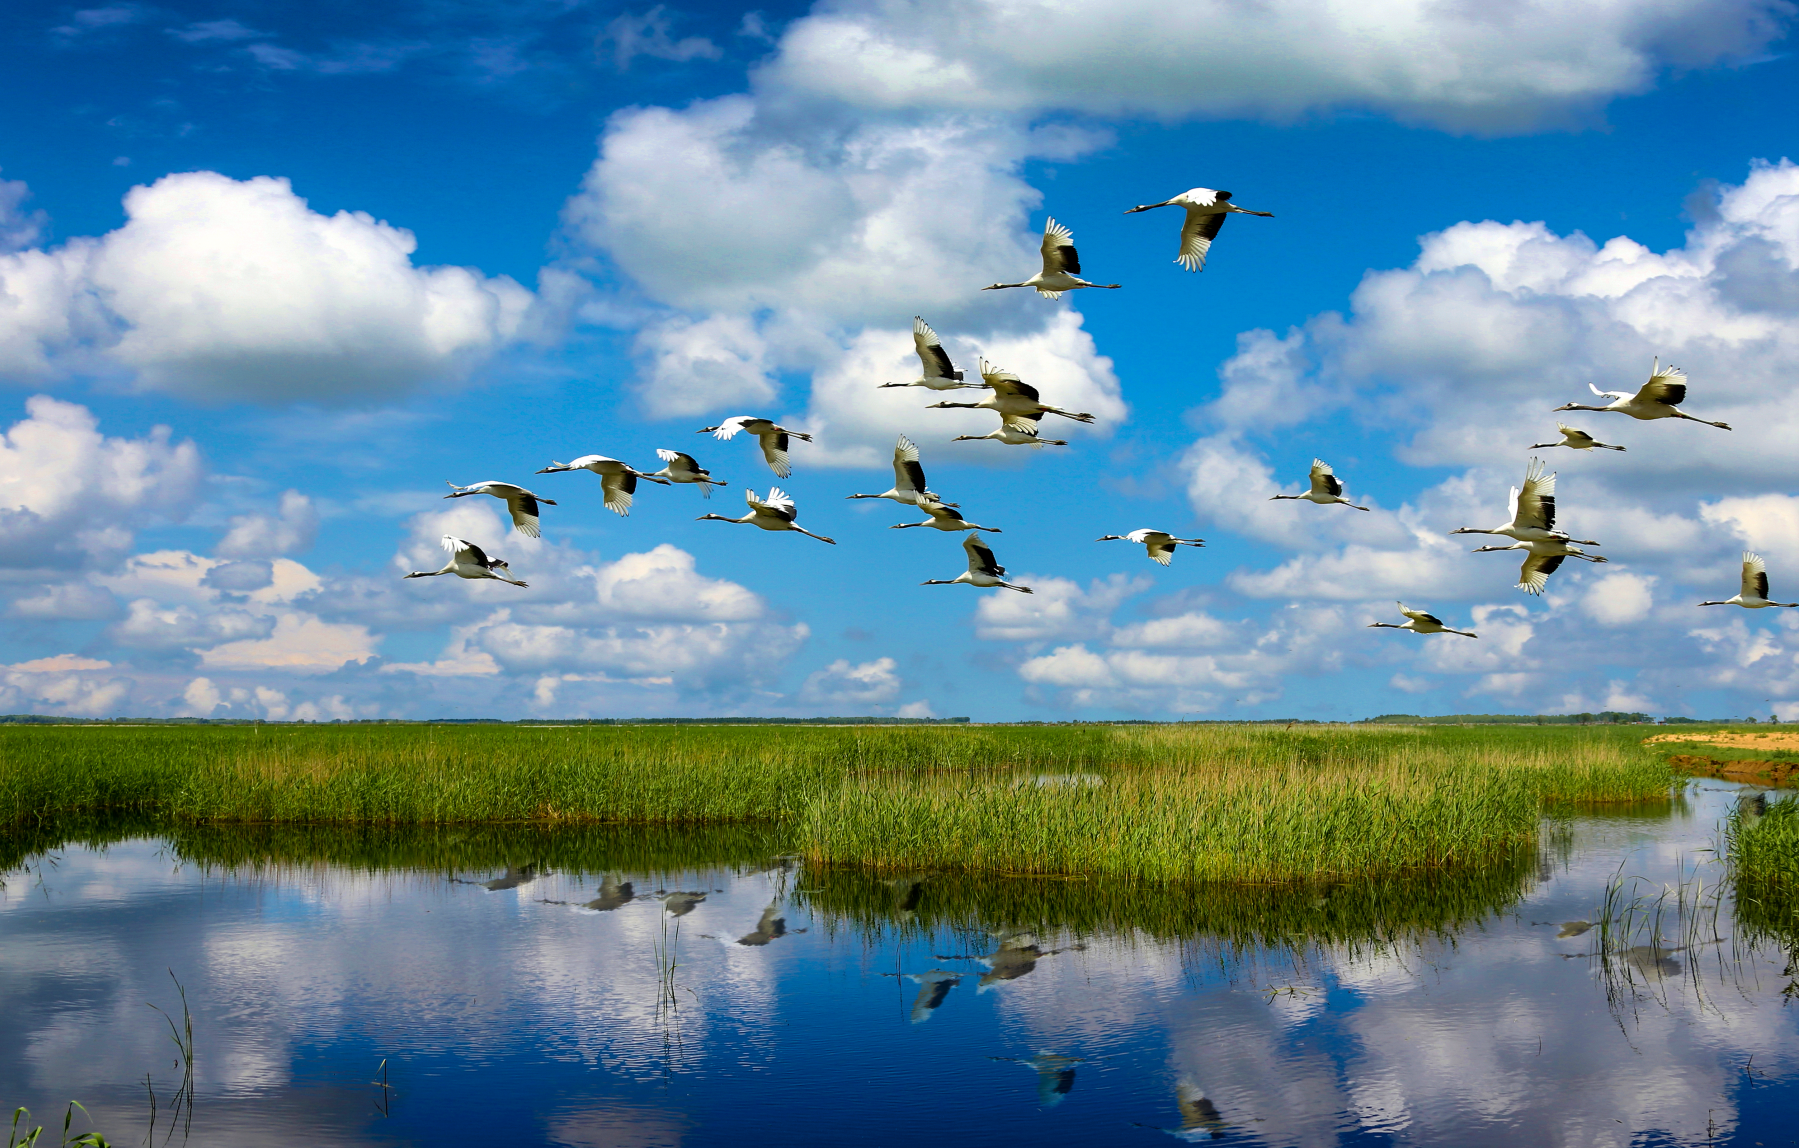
2,723,1675,884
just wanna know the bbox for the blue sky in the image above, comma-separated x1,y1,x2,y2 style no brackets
2,0,1798,721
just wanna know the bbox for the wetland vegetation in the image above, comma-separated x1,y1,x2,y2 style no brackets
2,722,1680,884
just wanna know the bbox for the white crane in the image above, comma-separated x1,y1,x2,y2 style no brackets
1450,457,1599,546
1123,187,1274,272
928,359,1095,430
891,496,999,533
878,317,977,391
846,435,953,507
922,533,1032,593
1096,529,1205,566
443,481,556,537
697,486,836,544
697,416,814,479
1553,360,1731,429
1469,538,1607,595
1367,602,1477,638
1268,460,1369,510
535,455,670,516
645,448,726,498
951,412,1068,448
403,535,528,587
983,218,1121,299
1699,552,1799,609
1531,423,1625,452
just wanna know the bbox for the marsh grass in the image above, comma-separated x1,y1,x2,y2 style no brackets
1727,793,1799,892
1727,794,1799,998
804,727,1672,882
2,723,1673,884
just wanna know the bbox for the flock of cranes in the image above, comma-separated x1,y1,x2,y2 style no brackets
408,190,1776,646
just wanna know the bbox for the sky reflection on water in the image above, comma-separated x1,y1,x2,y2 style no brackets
2,785,1797,1147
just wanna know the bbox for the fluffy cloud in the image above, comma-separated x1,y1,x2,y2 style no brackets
565,96,1122,460
758,0,1790,131
631,314,776,419
365,505,808,698
0,656,133,717
1015,604,1358,712
973,572,1146,643
798,656,902,706
216,491,319,558
0,395,200,570
87,549,375,673
0,172,531,402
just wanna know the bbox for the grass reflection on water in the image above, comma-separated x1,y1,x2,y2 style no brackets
4,815,1540,957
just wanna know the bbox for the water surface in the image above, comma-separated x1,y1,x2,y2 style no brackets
3,785,1797,1146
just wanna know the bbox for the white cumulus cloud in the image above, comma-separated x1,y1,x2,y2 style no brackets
758,0,1791,132
0,172,531,402
0,395,201,570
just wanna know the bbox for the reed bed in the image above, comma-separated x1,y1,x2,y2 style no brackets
1728,796,1799,965
2,722,1674,884
801,731,1667,882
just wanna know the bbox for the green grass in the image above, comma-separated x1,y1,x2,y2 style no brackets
1727,796,1799,998
1729,794,1799,928
1,723,1675,884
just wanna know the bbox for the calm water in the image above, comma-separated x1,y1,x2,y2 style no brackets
3,784,1797,1147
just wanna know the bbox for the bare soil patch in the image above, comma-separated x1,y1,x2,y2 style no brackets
1644,731,1799,752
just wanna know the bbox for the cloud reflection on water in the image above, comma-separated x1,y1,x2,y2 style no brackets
0,786,1795,1145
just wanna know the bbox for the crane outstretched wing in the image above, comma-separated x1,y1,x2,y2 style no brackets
1309,460,1342,498
1513,458,1557,532
444,536,488,566
760,432,793,479
1177,208,1228,271
1040,218,1079,275
964,533,1005,576
893,435,927,495
1744,553,1769,600
1519,553,1566,595
507,491,547,537
1588,383,1634,401
600,471,636,516
913,318,962,381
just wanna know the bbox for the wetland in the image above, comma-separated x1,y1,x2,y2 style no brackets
4,724,1797,1144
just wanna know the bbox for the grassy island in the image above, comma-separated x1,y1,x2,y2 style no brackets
3,722,1676,884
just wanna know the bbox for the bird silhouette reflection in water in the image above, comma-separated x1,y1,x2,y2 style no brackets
880,970,962,1023
936,932,1084,990
452,865,540,892
1145,1081,1233,1141
1623,944,1683,981
659,891,707,917
583,875,635,912
737,903,795,946
991,1053,1081,1108
888,875,926,921
536,873,635,912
